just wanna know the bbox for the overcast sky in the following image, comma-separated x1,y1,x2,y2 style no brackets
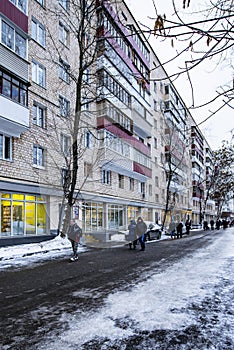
125,0,234,150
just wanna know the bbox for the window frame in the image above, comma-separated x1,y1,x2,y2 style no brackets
59,21,69,46
32,102,46,128
33,145,45,167
59,95,70,117
102,170,111,185
1,19,27,59
31,17,46,47
0,134,12,161
32,60,46,88
59,58,70,83
0,70,28,106
9,0,28,14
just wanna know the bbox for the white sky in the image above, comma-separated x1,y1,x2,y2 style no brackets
1,230,233,348
125,0,234,150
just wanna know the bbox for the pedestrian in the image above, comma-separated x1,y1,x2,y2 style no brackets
136,217,147,251
185,219,191,235
210,219,214,230
176,221,183,239
67,219,82,261
203,220,209,230
127,219,137,250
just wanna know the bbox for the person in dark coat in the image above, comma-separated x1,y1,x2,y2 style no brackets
210,219,215,230
176,221,183,239
185,219,191,235
67,219,82,261
128,220,137,250
136,217,147,251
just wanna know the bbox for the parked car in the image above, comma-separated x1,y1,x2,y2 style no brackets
144,221,162,241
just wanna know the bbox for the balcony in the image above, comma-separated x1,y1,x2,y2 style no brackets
0,95,29,137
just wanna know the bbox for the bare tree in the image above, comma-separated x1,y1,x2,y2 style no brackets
210,138,234,218
140,0,234,122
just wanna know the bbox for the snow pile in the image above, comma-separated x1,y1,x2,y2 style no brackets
0,236,87,270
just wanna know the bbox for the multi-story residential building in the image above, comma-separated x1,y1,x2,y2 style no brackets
0,0,216,244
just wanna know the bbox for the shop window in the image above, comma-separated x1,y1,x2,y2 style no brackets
0,134,12,161
108,204,123,229
82,202,103,232
0,194,47,236
1,200,11,234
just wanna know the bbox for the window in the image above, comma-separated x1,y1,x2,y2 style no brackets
154,119,157,129
33,145,45,167
155,194,159,203
154,100,157,111
32,18,46,47
102,170,111,185
59,58,70,83
139,182,145,195
154,137,157,149
32,60,46,87
61,168,70,186
60,134,71,156
1,20,27,58
84,129,93,148
129,177,134,191
161,152,164,163
118,174,124,189
36,0,44,5
59,95,70,117
10,0,27,14
154,81,157,93
149,184,152,196
59,22,69,46
0,70,28,106
0,134,12,160
154,156,157,165
59,0,69,11
33,102,46,128
155,176,159,187
84,162,92,178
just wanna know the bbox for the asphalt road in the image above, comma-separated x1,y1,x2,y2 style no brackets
0,230,225,349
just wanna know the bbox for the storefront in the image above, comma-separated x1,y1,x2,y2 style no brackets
0,192,47,237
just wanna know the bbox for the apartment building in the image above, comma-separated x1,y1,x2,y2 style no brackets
0,0,216,243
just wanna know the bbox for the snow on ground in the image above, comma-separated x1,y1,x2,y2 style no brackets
0,236,87,270
0,232,170,271
33,229,233,349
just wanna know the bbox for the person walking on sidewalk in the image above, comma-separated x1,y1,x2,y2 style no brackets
128,219,137,250
136,217,147,251
67,219,82,261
